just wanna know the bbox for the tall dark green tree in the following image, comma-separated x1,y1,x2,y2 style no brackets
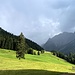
16,32,26,59
37,51,40,55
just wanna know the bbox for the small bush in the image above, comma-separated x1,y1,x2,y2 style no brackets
37,51,40,55
27,48,33,55
33,51,36,55
72,66,75,70
41,50,45,54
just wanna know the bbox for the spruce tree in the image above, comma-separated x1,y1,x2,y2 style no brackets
16,32,26,59
37,51,40,55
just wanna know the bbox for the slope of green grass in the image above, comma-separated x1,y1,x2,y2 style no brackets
0,49,75,75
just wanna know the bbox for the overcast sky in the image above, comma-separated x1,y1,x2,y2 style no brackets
0,0,75,45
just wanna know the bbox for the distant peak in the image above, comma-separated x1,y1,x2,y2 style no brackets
63,32,73,34
48,38,51,41
63,32,68,33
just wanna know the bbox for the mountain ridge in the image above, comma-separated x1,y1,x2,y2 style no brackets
0,27,43,51
43,32,75,54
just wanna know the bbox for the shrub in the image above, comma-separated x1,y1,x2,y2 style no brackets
33,51,36,55
37,51,40,55
27,48,33,55
41,50,45,54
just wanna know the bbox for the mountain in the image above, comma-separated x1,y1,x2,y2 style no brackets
43,32,75,54
52,32,75,49
43,38,57,51
59,39,75,54
0,27,43,51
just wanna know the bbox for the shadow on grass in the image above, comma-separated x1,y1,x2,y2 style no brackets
0,69,75,75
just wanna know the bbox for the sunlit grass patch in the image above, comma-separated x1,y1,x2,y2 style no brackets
0,48,75,75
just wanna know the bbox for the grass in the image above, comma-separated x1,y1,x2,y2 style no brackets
0,70,64,75
0,49,75,75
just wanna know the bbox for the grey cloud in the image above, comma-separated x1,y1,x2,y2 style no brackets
0,0,75,44
59,3,75,32
46,0,70,9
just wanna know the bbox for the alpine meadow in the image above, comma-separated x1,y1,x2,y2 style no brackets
1,0,75,75
0,49,75,75
0,28,75,75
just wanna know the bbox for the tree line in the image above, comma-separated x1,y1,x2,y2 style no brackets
0,27,43,51
0,27,44,59
16,33,44,59
51,50,75,64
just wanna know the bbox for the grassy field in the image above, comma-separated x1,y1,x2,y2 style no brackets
0,49,75,75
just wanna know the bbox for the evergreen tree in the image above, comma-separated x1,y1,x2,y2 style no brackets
16,32,26,59
41,50,45,54
2,38,5,48
27,48,33,54
0,27,43,52
33,51,36,55
37,51,40,55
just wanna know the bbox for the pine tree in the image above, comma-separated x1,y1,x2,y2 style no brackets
16,32,26,59
37,51,40,55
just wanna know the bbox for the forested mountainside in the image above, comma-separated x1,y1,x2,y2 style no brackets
0,27,43,51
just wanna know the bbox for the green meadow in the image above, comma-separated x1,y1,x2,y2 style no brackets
0,49,75,75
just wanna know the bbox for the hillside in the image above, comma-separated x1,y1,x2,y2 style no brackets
59,39,75,54
0,49,75,75
43,38,57,51
0,27,43,51
43,32,75,54
52,32,75,49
